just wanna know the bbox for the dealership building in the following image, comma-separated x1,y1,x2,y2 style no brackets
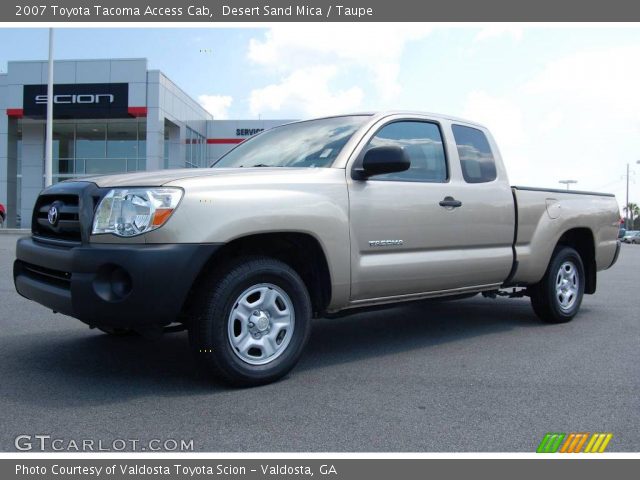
0,58,290,228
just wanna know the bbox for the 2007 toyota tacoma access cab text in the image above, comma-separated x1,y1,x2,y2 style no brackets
14,112,621,386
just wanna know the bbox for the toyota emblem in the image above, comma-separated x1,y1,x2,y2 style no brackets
47,205,59,226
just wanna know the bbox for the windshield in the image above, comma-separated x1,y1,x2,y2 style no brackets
212,115,369,168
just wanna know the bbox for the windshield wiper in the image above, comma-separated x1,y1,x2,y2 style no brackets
239,164,273,168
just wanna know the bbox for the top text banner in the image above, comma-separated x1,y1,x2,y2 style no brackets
4,0,640,22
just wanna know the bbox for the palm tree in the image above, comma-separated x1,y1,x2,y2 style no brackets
623,202,640,229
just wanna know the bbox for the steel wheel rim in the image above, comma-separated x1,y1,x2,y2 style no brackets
555,260,579,312
227,283,295,366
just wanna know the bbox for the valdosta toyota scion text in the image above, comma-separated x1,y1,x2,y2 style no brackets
14,112,621,386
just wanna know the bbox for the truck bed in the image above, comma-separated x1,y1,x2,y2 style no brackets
509,185,620,285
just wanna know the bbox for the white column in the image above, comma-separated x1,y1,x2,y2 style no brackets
20,123,45,229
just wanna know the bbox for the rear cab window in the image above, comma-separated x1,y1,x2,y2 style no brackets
451,125,497,183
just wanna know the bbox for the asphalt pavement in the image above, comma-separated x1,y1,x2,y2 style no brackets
1,233,638,452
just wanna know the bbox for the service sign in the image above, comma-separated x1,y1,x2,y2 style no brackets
236,128,265,136
22,83,129,119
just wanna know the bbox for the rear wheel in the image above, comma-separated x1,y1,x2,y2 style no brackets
529,246,585,323
189,256,312,387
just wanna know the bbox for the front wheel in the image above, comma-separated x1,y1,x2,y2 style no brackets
189,256,312,387
529,246,585,324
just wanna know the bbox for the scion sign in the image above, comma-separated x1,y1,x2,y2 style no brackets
23,83,129,119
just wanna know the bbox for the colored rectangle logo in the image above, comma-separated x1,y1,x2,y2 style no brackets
537,432,613,453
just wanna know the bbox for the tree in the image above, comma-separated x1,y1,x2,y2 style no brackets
623,202,640,229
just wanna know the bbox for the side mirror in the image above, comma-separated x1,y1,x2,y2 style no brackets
352,145,410,180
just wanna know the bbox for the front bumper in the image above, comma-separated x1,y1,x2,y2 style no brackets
14,236,221,329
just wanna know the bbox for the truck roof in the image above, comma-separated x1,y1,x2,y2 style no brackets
281,111,488,130
372,111,487,128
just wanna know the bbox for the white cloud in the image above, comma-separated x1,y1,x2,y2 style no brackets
523,45,640,115
246,24,431,116
198,94,233,119
460,44,640,206
474,26,524,43
461,90,526,150
249,66,364,118
520,45,640,202
539,110,564,133
461,90,534,186
248,24,429,68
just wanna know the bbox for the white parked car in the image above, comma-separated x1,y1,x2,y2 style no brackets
622,231,640,244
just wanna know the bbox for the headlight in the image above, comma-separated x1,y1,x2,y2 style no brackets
92,188,183,237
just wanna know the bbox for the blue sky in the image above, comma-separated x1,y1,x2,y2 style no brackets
0,26,639,206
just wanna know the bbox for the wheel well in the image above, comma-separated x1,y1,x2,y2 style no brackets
184,233,332,318
557,228,596,294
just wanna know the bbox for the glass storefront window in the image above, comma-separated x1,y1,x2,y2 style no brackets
16,129,22,174
107,122,138,173
76,124,106,158
16,128,22,220
107,123,138,157
138,125,147,167
76,124,105,175
49,121,147,178
185,128,193,167
185,126,205,168
53,123,75,175
164,139,169,169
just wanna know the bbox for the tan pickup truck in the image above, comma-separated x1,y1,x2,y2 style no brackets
14,112,621,386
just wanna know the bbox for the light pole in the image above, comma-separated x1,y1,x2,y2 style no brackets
44,28,54,187
623,161,640,230
559,179,578,191
626,163,630,230
629,160,640,230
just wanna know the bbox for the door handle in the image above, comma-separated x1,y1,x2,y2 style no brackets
439,196,462,208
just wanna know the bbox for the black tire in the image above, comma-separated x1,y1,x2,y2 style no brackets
188,256,312,387
529,246,585,323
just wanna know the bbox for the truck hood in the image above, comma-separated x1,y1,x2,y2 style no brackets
76,167,330,188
